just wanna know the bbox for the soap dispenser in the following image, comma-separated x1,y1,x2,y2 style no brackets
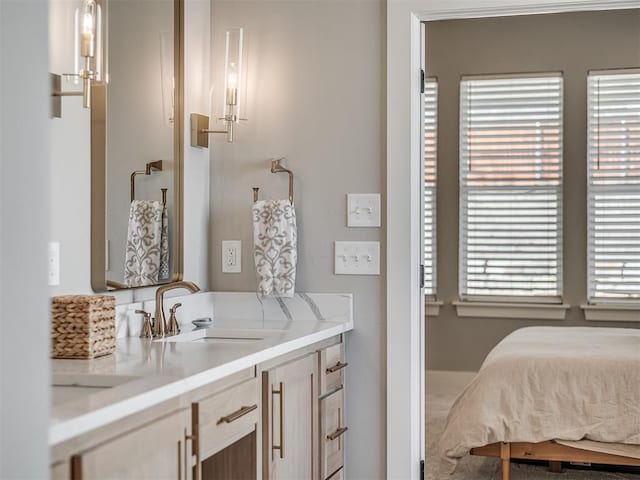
167,303,182,336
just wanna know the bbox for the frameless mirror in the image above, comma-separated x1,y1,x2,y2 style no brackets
91,0,183,291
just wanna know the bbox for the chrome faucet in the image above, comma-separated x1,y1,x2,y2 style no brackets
154,281,200,337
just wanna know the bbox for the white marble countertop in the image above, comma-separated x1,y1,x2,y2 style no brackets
50,293,353,446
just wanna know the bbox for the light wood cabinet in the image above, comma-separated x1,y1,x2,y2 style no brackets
70,408,193,480
53,337,347,480
262,353,318,480
319,343,346,396
319,342,347,480
320,387,346,479
196,376,260,479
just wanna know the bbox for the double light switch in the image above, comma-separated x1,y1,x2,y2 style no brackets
347,194,381,227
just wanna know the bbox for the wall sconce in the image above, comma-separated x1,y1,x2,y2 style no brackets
191,27,247,147
51,0,107,118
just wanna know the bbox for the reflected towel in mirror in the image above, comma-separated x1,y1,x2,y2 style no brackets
252,199,297,297
159,206,169,281
124,200,169,287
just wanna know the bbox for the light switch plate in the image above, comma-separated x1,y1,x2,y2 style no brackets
334,241,380,275
347,193,381,227
222,240,241,273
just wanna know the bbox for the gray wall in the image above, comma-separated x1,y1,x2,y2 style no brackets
425,10,640,371
208,1,386,478
0,0,51,476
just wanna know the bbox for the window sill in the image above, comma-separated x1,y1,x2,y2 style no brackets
425,300,443,317
453,301,569,320
581,304,640,322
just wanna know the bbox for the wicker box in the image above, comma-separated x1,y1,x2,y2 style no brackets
51,295,116,359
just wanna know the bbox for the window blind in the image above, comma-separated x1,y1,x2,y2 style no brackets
459,74,563,300
587,70,640,302
423,79,437,296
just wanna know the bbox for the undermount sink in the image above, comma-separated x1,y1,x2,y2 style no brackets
51,374,140,406
154,327,285,344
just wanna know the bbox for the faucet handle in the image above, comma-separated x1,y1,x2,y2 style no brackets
167,303,182,336
135,310,153,338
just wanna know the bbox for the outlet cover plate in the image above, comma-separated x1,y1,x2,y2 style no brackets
48,242,60,286
222,240,241,273
335,241,380,275
347,193,381,227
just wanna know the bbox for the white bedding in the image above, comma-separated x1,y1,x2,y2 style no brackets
440,326,640,469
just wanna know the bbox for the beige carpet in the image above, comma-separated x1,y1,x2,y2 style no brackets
425,371,640,480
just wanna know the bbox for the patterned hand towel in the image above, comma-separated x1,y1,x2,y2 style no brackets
252,199,297,297
124,200,164,287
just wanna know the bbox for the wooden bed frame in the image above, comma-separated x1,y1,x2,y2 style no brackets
471,441,640,480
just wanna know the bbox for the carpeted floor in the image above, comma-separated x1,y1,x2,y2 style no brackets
425,371,640,480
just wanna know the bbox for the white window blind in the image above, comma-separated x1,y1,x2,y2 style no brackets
459,74,563,300
423,79,437,296
587,70,640,302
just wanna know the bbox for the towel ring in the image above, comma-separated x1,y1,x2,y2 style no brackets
252,158,294,205
130,160,168,206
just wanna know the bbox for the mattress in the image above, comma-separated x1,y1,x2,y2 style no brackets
440,326,640,469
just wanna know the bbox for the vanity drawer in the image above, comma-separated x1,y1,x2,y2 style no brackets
320,387,346,479
320,342,346,395
197,377,260,458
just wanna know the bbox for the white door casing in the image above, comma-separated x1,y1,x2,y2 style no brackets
385,1,639,479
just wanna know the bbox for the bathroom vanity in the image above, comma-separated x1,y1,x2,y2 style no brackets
50,293,352,480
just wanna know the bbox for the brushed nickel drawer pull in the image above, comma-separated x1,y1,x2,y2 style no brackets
326,361,348,374
272,382,285,459
217,404,258,425
327,426,348,441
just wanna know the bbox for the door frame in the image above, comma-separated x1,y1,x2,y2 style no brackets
385,1,638,478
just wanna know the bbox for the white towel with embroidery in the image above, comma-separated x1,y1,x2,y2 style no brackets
124,200,164,287
252,199,297,297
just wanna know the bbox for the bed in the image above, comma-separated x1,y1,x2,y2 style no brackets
440,326,640,479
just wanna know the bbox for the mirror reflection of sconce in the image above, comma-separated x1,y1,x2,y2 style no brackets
191,27,247,147
51,0,108,118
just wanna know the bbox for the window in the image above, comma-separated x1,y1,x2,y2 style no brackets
459,74,563,301
587,70,640,303
423,79,437,296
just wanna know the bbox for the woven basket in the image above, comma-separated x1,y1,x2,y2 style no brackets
51,295,116,359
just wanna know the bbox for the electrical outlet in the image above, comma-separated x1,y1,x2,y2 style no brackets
48,242,60,286
222,240,241,273
334,241,380,275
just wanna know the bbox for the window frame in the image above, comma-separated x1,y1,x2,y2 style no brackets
586,68,640,307
457,72,565,306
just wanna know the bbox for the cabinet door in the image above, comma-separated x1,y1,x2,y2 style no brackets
262,354,318,480
72,409,193,480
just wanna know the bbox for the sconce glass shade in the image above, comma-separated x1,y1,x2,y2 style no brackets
160,31,175,126
74,0,108,85
221,27,246,124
